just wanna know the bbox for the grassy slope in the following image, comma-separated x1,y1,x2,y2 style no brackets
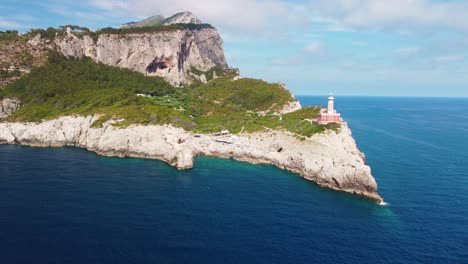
0,54,338,137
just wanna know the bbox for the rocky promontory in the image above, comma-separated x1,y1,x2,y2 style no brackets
0,11,382,203
0,113,383,202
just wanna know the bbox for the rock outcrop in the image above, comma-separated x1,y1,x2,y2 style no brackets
53,28,227,86
277,82,302,114
0,116,383,202
49,12,228,86
278,100,302,114
163,12,202,25
121,12,201,28
0,98,20,119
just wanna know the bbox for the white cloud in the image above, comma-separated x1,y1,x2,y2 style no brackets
272,41,330,66
91,0,128,10
0,17,21,28
47,3,122,23
395,47,420,58
87,0,308,33
309,0,468,32
85,0,468,36
304,41,325,56
435,55,464,63
16,15,35,22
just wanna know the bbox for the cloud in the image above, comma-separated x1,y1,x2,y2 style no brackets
46,2,126,24
304,41,325,56
395,47,420,58
309,0,468,33
0,17,21,28
16,15,35,22
91,0,128,10
87,0,308,34
272,41,329,66
84,0,468,37
435,55,464,63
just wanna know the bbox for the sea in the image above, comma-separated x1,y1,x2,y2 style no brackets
0,96,467,264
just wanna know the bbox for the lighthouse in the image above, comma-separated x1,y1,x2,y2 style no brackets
327,95,335,113
315,95,342,124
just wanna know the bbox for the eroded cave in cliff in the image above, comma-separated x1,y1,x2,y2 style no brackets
146,56,170,73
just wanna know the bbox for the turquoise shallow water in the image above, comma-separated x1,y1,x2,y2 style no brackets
0,96,467,263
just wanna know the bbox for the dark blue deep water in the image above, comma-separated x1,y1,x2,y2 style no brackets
0,97,467,263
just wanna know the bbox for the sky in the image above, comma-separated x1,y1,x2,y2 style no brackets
1,0,468,97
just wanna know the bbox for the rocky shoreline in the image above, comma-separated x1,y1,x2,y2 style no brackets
0,115,383,202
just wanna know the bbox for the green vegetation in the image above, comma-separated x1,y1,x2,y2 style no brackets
92,24,214,42
186,77,294,114
1,53,337,137
0,68,21,80
1,52,188,128
27,27,64,42
190,66,238,82
26,23,214,43
0,30,20,42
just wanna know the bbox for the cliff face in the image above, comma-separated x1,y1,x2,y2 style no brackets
53,27,227,86
0,115,382,202
277,82,302,114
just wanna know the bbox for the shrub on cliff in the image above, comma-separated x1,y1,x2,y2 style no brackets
2,52,187,127
0,30,19,42
2,53,335,137
187,77,295,113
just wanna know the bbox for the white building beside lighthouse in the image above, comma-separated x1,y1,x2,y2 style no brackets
315,95,342,124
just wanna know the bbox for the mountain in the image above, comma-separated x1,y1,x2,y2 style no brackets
121,12,202,28
0,12,228,87
121,15,165,28
162,11,202,25
45,12,227,86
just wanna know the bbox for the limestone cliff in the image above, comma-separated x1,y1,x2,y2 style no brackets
51,13,228,86
0,115,383,202
52,28,227,87
2,12,228,87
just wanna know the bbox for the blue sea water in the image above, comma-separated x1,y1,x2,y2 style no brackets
0,96,467,264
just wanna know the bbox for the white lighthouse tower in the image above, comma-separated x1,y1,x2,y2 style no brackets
315,94,342,124
327,95,335,113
